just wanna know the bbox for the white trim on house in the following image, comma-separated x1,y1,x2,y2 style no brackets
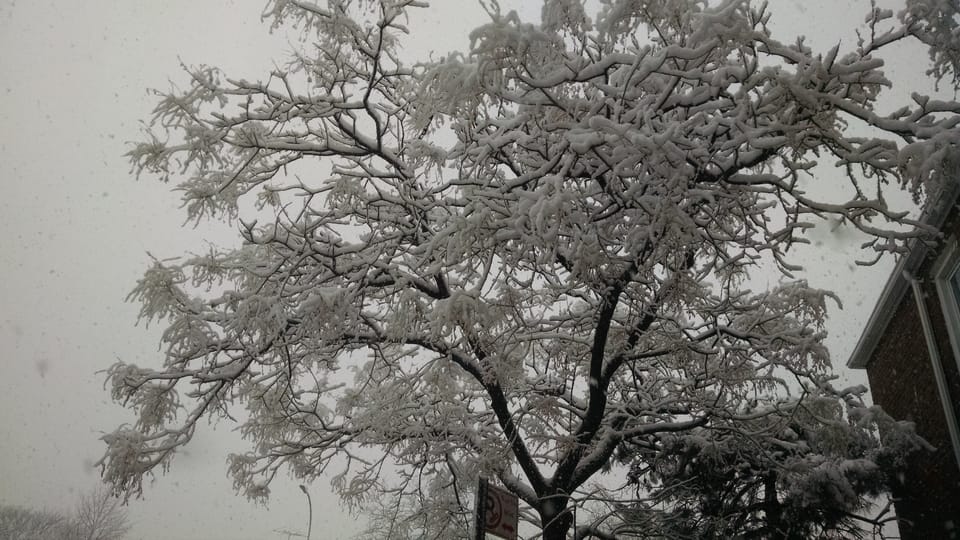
933,236,960,378
846,250,924,369
931,239,960,472
845,183,960,369
906,272,960,474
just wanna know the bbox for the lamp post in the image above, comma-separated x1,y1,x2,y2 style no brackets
299,484,313,540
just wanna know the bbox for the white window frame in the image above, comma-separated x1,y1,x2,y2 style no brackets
930,235,960,473
934,235,960,376
932,235,960,468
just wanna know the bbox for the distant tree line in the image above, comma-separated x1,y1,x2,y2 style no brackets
0,487,130,540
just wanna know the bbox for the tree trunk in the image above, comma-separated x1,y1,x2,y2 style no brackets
763,472,786,540
540,497,572,540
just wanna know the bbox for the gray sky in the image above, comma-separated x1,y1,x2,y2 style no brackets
0,1,933,539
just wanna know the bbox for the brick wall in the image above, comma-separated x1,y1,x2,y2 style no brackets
865,214,960,539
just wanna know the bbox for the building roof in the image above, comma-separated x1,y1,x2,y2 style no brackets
846,184,960,369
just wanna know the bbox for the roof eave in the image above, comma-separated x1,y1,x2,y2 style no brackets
846,249,924,369
845,183,960,369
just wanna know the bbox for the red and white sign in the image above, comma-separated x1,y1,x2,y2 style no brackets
478,480,519,540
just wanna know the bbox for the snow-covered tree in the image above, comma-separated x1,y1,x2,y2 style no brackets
594,383,924,539
0,489,129,540
0,506,69,540
68,488,130,540
100,0,959,538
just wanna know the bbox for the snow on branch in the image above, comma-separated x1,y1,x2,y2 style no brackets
103,0,957,538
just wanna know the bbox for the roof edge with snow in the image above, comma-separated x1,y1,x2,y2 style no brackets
846,183,960,369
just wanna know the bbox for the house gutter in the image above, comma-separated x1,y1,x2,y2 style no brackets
846,249,925,369
906,272,960,472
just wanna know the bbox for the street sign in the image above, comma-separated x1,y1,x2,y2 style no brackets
475,479,519,540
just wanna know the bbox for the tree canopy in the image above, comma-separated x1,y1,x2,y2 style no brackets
100,0,959,538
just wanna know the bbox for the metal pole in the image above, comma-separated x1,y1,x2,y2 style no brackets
299,484,313,540
475,478,487,540
572,503,577,540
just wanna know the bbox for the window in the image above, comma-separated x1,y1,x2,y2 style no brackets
932,235,960,474
933,235,960,380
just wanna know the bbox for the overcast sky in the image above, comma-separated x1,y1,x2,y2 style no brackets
0,1,935,539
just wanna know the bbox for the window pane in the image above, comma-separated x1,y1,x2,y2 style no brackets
950,263,960,302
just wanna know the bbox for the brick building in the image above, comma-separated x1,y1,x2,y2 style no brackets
847,188,960,539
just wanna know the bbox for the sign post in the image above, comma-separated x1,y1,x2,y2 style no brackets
475,478,487,540
475,478,519,540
